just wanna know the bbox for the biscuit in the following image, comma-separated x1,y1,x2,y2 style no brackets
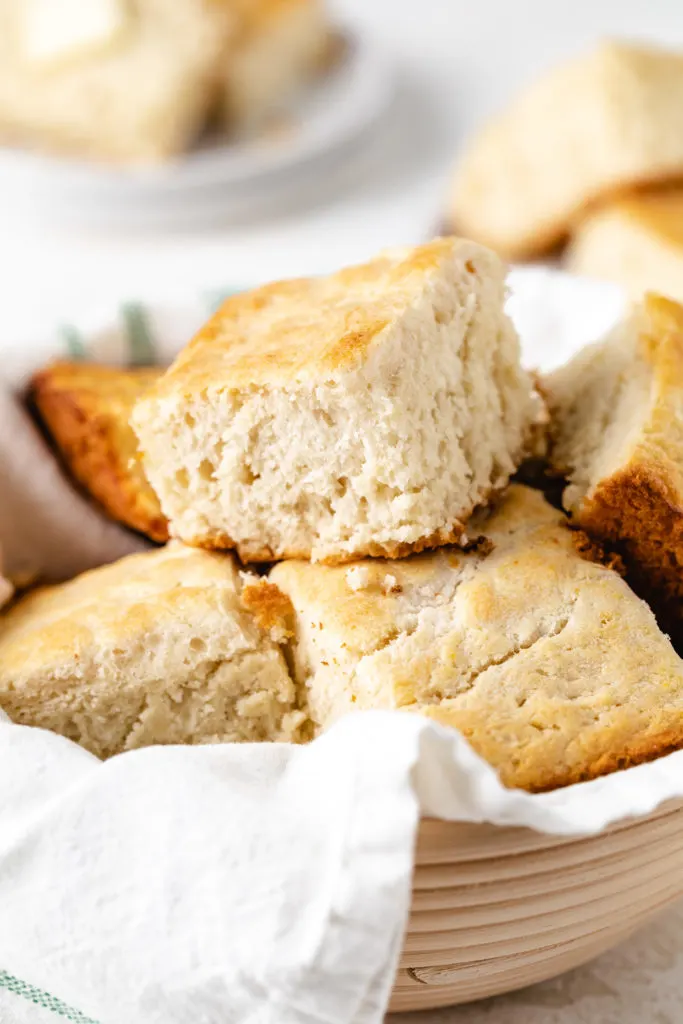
222,0,329,132
132,238,543,563
0,568,12,609
0,543,307,758
567,189,683,302
270,485,683,792
30,362,168,542
0,0,234,162
449,41,683,259
546,293,683,622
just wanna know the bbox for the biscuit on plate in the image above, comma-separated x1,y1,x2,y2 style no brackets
546,293,683,621
222,0,329,132
566,189,683,302
449,41,683,259
0,0,234,162
30,362,168,542
0,543,307,758
132,237,543,563
270,485,683,792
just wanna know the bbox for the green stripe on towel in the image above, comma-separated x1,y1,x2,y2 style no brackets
121,302,156,366
0,970,99,1023
58,325,87,361
204,288,240,314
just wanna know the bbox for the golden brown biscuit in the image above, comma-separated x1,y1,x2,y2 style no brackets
567,188,683,302
30,361,168,542
132,238,543,563
222,0,329,132
0,542,307,758
449,41,683,259
0,0,235,163
546,293,683,623
270,485,683,792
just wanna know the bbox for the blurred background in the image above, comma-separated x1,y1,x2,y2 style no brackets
3,0,683,334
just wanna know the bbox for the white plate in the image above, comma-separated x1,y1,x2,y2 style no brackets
0,29,396,228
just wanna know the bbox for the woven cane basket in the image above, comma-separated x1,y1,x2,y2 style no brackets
390,799,683,1012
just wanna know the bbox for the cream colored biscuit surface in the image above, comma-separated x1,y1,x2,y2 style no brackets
0,542,306,758
222,0,328,131
450,41,683,258
546,292,683,622
270,485,683,791
0,0,234,161
567,189,683,303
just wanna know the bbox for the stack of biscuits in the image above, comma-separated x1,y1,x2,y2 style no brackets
0,0,330,163
4,236,683,793
448,40,683,305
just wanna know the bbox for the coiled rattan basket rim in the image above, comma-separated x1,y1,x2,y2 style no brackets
390,798,683,1012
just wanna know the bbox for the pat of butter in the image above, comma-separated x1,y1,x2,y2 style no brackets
22,0,131,65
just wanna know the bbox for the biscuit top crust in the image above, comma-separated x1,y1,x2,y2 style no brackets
619,293,683,503
228,0,319,32
0,543,273,680
606,189,683,248
638,292,683,380
598,38,683,82
270,485,586,656
270,480,683,676
32,361,161,406
239,576,295,641
450,40,683,257
30,360,167,541
31,361,162,456
144,238,490,397
270,484,683,791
